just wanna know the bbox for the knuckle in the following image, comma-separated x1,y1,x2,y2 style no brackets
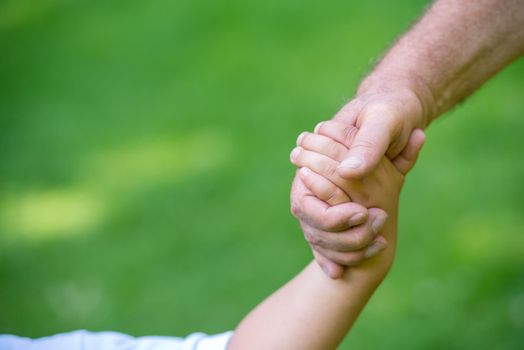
290,203,300,218
342,126,358,146
310,178,325,195
327,140,341,158
304,230,321,245
352,231,371,249
325,187,347,206
303,230,314,243
324,188,338,204
323,163,338,179
323,215,344,231
307,235,319,245
320,191,335,204
290,208,297,217
337,236,358,252
352,235,365,250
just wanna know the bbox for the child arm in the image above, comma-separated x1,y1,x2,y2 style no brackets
227,243,390,350
228,128,425,350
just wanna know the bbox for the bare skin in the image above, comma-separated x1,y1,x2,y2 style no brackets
229,128,425,350
291,0,524,277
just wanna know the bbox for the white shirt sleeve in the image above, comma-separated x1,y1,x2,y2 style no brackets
0,330,233,350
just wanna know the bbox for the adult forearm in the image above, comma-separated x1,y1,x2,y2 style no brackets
359,0,524,124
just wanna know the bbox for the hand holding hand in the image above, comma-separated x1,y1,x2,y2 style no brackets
290,121,425,278
326,86,428,179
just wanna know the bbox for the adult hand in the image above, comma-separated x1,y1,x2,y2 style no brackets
329,86,429,179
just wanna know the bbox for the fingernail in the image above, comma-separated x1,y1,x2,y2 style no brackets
322,265,330,277
290,147,301,162
299,167,312,177
371,214,387,234
348,212,366,226
338,156,363,169
296,132,307,145
364,241,387,259
314,122,324,133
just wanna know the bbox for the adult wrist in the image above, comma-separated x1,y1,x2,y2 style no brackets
356,72,438,128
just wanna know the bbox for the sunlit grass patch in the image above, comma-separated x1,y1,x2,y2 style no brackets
0,188,104,239
0,130,232,242
452,213,524,264
83,130,232,192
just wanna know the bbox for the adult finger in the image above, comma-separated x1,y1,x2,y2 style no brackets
300,208,387,252
392,129,426,175
290,175,367,231
337,117,397,179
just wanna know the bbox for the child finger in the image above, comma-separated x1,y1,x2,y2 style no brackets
298,167,350,205
290,147,352,191
314,120,360,149
296,132,348,162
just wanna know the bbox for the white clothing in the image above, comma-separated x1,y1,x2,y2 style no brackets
0,330,233,350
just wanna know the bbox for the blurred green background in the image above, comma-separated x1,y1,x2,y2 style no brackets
1,0,523,349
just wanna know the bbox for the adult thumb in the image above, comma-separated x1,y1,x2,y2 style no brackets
337,120,393,179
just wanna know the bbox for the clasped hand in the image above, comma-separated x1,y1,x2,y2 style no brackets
290,119,425,279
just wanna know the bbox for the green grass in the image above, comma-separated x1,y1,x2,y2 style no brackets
1,0,523,349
